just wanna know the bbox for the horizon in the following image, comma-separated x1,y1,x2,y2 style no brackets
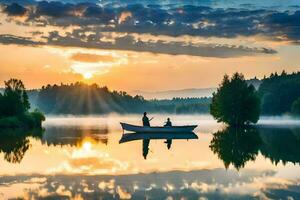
0,71,293,99
0,71,285,91
1,0,300,91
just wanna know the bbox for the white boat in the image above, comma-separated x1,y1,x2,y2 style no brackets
120,122,197,133
119,132,198,143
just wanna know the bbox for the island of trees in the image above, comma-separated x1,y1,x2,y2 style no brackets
210,71,300,126
210,73,260,127
0,79,45,129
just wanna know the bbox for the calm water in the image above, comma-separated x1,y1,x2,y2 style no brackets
0,114,300,199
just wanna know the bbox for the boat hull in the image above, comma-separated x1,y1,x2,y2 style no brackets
120,122,197,133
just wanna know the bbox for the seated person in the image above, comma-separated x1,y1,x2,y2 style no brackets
164,118,172,127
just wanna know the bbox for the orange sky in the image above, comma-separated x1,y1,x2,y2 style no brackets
0,43,299,91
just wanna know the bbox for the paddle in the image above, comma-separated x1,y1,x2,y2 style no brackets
149,117,154,121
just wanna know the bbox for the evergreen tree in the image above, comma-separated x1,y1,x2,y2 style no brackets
258,71,300,115
0,79,30,117
291,97,300,115
210,73,260,126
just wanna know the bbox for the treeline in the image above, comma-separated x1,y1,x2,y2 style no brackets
258,71,300,115
23,71,300,116
29,82,211,114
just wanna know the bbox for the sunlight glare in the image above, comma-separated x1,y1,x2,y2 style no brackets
83,141,92,151
83,72,93,79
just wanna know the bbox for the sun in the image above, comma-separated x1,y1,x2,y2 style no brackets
83,141,92,151
83,72,93,79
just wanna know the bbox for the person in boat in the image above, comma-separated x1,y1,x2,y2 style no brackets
142,112,151,127
164,118,172,148
164,118,172,127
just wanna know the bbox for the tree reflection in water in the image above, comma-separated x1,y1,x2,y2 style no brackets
259,127,300,165
0,126,109,164
210,127,261,170
0,129,43,163
210,126,300,170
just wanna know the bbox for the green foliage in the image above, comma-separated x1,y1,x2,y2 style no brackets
258,71,300,115
18,110,45,128
175,103,209,114
210,126,300,170
35,82,211,114
210,73,260,126
259,127,300,165
0,116,20,128
209,127,261,170
0,111,45,129
30,109,46,127
0,79,45,128
291,97,300,116
0,128,44,163
0,79,30,117
36,83,147,114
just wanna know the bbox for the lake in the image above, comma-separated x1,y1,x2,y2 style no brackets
0,114,300,199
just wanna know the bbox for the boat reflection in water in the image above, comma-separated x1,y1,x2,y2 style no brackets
119,132,198,159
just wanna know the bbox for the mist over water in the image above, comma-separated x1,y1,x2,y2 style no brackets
43,114,300,130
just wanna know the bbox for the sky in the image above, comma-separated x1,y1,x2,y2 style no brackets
0,0,300,91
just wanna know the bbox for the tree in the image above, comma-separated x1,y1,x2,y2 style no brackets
0,79,30,117
210,73,260,126
258,71,300,115
209,127,261,170
291,97,300,115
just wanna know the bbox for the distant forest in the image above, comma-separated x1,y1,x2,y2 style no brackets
1,71,298,115
259,71,300,115
27,83,211,114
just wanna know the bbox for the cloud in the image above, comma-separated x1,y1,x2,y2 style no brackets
1,2,296,42
48,143,130,175
43,32,279,57
0,0,36,6
2,3,27,16
1,1,299,45
1,169,300,200
118,11,132,24
0,34,43,45
5,2,300,57
0,32,277,58
35,1,76,17
70,53,116,63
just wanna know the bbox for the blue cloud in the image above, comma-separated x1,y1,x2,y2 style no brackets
2,2,27,16
1,1,299,56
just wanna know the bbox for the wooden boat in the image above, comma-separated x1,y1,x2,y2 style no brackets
120,122,197,133
119,132,198,143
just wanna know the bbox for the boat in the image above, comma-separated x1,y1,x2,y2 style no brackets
119,132,198,143
120,122,197,133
